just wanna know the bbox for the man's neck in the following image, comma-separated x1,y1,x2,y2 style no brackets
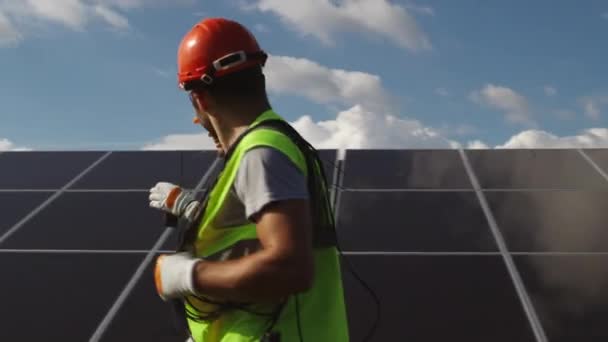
214,102,272,154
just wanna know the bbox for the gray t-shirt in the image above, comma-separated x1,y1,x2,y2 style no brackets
211,147,309,228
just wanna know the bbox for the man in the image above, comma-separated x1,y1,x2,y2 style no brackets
148,18,350,342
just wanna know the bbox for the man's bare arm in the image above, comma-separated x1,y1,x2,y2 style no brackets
191,199,315,302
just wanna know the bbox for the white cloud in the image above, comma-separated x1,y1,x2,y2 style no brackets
467,140,489,149
291,105,453,149
143,132,216,150
0,10,21,45
94,0,195,10
435,87,449,97
496,128,608,148
470,84,533,126
245,0,431,51
144,55,608,152
0,138,31,151
544,85,557,97
144,119,608,151
144,104,456,151
25,0,88,29
0,0,188,45
147,54,453,151
579,95,608,120
93,4,129,29
265,55,393,113
602,12,608,20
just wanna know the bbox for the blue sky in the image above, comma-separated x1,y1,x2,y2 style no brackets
1,0,607,151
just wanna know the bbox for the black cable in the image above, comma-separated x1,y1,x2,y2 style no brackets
295,295,304,342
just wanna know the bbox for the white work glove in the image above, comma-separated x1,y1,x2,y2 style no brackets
149,182,200,220
154,251,202,301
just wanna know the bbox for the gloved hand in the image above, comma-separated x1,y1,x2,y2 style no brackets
149,182,200,219
154,251,202,301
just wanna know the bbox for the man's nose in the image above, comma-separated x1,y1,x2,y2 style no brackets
193,117,201,124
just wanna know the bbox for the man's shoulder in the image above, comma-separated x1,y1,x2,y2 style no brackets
239,146,302,174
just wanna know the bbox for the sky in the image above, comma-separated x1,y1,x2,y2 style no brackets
1,0,608,151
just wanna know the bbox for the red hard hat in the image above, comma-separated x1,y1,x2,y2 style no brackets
177,18,267,91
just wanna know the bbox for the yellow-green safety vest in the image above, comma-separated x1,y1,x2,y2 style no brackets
185,109,350,342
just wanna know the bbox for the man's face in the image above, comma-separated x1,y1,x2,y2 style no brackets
189,91,225,156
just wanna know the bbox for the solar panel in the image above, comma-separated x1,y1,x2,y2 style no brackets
1,148,607,342
73,151,184,190
180,151,220,189
484,191,608,252
342,255,537,342
0,252,142,342
101,253,188,341
2,192,166,250
583,149,608,177
513,255,608,342
466,149,608,189
317,149,338,185
341,150,472,189
336,191,498,252
0,192,52,236
0,151,104,189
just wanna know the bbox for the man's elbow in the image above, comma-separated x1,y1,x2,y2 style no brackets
294,263,315,293
287,257,315,294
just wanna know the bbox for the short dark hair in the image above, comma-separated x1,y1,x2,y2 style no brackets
205,66,267,105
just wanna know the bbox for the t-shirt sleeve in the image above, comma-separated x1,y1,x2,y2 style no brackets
233,147,309,219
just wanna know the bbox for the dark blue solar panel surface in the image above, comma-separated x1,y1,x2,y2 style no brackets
0,151,104,189
1,192,166,250
73,151,183,189
2,148,608,342
342,255,537,342
317,149,338,185
336,191,498,251
513,255,608,342
0,253,142,342
180,151,219,189
101,253,189,342
466,149,608,189
584,149,608,175
342,150,472,189
0,192,51,237
485,191,608,252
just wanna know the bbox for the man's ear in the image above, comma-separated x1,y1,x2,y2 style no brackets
194,90,208,111
200,91,220,118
